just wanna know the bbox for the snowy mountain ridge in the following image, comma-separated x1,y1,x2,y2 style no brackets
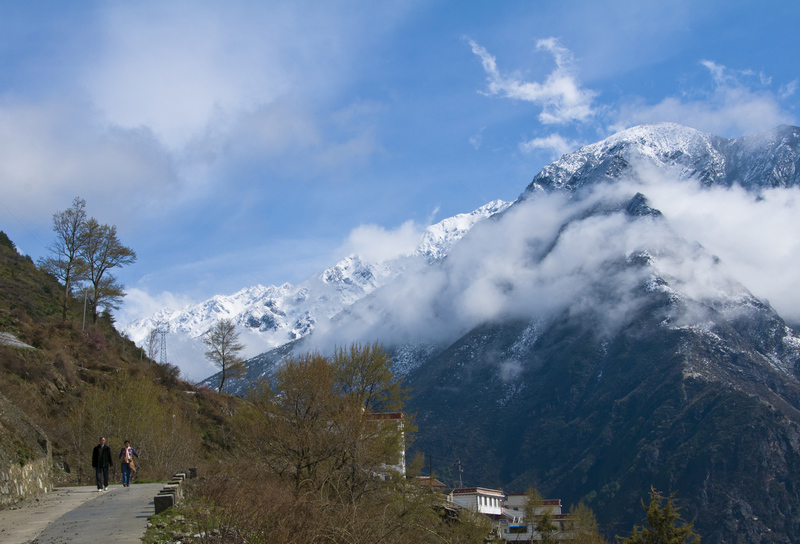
217,122,800,389
524,122,800,196
123,199,511,355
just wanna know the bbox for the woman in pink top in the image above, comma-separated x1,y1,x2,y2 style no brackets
118,440,139,487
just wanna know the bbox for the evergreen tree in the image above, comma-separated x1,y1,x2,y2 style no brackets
619,486,700,544
567,502,608,544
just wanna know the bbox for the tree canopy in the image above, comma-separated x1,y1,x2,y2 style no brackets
38,198,136,323
80,218,136,323
234,343,410,498
213,344,492,542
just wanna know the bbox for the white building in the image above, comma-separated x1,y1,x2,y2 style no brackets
448,487,505,516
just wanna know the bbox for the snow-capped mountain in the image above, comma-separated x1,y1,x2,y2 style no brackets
123,199,511,371
524,122,799,196
206,123,800,544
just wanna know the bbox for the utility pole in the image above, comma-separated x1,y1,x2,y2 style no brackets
429,455,433,492
82,289,87,330
454,459,464,489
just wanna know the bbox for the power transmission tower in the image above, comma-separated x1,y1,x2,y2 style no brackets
156,322,169,365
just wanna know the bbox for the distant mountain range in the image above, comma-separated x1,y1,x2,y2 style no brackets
123,200,510,378
195,123,800,543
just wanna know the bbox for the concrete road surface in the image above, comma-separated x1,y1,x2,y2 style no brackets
0,483,164,544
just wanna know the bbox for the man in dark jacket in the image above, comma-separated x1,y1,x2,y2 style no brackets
91,436,113,491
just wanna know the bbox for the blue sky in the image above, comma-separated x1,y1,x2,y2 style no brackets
0,0,797,327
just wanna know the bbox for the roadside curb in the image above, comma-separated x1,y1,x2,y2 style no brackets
154,468,196,514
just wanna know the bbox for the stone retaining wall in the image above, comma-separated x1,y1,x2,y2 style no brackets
0,392,54,507
0,454,53,507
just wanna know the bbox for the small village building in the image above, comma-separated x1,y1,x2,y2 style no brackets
448,487,506,517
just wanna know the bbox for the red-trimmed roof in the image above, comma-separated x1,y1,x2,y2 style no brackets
452,487,505,497
414,476,445,487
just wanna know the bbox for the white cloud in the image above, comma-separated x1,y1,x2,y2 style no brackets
0,2,396,249
469,38,597,125
338,221,425,263
86,2,344,150
519,133,579,158
308,167,800,353
470,127,486,150
615,172,800,323
118,287,198,330
780,80,797,100
0,96,179,226
611,61,795,137
310,190,670,349
81,2,405,158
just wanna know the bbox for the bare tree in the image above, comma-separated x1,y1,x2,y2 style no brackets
38,197,87,320
145,327,161,361
203,318,246,393
80,218,136,323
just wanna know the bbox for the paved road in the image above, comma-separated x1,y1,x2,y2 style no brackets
0,484,163,544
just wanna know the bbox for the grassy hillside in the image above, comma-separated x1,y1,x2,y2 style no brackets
0,231,238,485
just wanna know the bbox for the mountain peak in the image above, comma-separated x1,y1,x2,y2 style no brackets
523,123,800,197
624,192,662,218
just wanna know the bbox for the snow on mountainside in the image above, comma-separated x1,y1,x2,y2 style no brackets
415,199,510,262
212,122,800,389
524,122,800,196
123,199,511,370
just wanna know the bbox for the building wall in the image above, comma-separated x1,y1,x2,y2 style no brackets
450,488,505,516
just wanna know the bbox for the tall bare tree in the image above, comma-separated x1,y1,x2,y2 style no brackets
80,218,136,323
143,327,161,362
203,318,246,392
38,197,87,320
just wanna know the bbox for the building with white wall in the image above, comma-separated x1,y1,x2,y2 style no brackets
448,487,505,516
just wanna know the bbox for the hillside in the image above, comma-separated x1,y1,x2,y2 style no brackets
0,231,237,496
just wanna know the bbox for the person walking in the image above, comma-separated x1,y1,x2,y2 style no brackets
118,440,139,487
91,436,113,491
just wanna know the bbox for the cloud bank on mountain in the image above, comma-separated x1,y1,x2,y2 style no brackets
310,161,800,353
